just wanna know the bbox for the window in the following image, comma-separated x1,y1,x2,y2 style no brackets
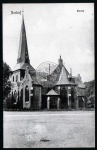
25,86,29,102
68,87,71,94
20,89,23,106
61,87,67,97
71,88,74,102
12,92,13,97
13,76,14,82
14,90,17,99
16,75,18,82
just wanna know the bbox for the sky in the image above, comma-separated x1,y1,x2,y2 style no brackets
3,3,94,82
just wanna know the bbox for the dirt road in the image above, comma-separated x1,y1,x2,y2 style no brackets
3,111,95,148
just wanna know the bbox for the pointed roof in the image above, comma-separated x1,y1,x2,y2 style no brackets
55,66,76,86
17,12,30,64
13,12,35,72
46,89,59,95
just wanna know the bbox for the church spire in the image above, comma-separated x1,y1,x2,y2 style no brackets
58,55,63,68
17,10,30,64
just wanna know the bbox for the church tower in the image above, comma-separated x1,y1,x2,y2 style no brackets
17,13,30,64
11,12,35,84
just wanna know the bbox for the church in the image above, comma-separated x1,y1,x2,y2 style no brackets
10,13,86,110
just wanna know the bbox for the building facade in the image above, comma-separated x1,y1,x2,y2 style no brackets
10,14,85,110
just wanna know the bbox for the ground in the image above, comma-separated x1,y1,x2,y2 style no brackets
3,111,95,148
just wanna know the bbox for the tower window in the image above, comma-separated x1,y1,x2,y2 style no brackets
13,76,14,82
16,75,18,82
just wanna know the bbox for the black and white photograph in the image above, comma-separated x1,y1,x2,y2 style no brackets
3,3,95,148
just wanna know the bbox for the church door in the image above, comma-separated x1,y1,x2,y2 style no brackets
42,95,47,109
50,96,57,109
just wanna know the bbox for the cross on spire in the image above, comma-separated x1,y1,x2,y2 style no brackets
22,7,24,14
22,8,24,20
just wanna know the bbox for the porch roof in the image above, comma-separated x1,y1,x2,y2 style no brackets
46,89,59,96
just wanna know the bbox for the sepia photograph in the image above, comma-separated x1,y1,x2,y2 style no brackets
3,3,95,148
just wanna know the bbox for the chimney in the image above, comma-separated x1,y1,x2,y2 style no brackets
68,68,72,80
77,74,81,81
58,55,63,68
70,68,72,76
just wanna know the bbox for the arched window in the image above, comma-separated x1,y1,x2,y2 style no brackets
68,87,71,94
25,86,29,102
20,89,23,108
12,92,13,98
61,87,67,98
13,76,14,82
21,89,23,97
16,75,18,82
13,90,17,102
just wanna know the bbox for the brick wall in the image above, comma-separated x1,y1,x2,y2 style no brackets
32,85,42,110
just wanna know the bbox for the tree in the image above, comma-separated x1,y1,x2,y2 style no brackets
84,80,95,109
3,61,11,100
